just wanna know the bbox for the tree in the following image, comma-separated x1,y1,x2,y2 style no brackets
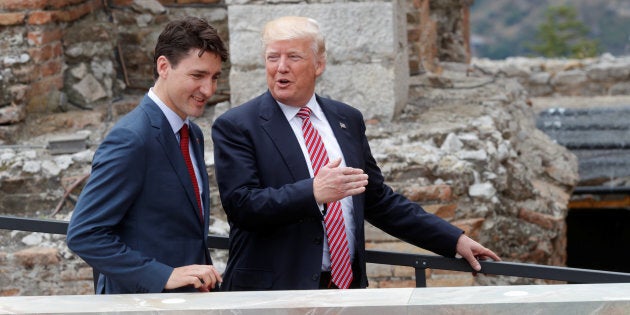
529,5,599,58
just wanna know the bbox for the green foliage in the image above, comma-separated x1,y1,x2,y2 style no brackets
528,5,599,58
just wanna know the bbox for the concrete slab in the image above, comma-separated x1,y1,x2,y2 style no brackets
1,284,630,314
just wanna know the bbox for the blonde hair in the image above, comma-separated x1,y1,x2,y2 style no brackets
262,16,326,61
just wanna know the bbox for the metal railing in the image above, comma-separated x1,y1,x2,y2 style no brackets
573,186,630,195
2,215,630,287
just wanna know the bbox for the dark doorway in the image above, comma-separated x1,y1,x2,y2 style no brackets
566,208,630,273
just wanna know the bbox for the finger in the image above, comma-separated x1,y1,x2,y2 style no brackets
342,167,365,175
485,251,501,262
467,257,481,271
343,178,368,191
211,268,223,283
198,273,214,290
345,186,366,197
461,252,481,271
197,282,210,292
190,275,204,289
350,176,368,186
474,248,501,262
195,275,211,292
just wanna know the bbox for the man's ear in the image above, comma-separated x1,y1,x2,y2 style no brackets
156,56,170,78
315,56,326,77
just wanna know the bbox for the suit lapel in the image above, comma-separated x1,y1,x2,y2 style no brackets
259,92,311,181
318,97,361,169
317,96,366,232
140,97,203,224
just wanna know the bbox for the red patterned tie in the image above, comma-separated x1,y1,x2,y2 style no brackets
180,124,203,221
296,106,353,289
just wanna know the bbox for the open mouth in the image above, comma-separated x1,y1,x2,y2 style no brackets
277,79,291,87
192,96,206,104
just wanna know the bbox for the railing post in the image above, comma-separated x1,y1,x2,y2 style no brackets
414,258,427,287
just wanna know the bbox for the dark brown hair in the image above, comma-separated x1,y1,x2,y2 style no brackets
153,17,229,79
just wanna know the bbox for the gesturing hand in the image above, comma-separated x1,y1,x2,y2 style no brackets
313,158,368,204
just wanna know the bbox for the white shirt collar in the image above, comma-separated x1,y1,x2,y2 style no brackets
148,88,189,134
276,94,324,122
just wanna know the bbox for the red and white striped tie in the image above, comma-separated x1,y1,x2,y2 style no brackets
296,106,353,289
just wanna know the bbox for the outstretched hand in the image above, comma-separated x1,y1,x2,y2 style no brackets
456,234,501,272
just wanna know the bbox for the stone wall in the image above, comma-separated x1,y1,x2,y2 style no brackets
0,0,584,296
228,1,410,120
0,0,230,144
0,0,103,143
472,54,630,97
407,0,472,75
1,0,471,142
1,59,584,294
365,63,578,287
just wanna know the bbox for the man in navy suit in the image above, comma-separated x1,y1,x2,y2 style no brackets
212,16,500,291
67,17,229,294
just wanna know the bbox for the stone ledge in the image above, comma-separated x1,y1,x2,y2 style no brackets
1,283,629,314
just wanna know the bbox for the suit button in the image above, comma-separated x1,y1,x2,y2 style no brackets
312,273,319,281
313,237,322,245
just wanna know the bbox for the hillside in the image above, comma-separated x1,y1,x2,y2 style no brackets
470,0,630,59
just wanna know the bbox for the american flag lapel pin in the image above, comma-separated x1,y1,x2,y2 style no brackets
339,122,347,129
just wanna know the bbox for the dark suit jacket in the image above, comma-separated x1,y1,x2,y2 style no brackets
211,91,463,290
67,95,211,294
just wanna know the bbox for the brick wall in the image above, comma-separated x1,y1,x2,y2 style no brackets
0,0,230,144
0,0,103,143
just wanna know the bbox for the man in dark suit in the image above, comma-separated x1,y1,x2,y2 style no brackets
212,16,500,291
66,17,229,294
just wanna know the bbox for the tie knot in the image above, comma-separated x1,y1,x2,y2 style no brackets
180,123,189,134
296,107,312,120
180,123,189,141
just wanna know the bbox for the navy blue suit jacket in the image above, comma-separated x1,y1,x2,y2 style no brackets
67,95,211,294
212,91,463,290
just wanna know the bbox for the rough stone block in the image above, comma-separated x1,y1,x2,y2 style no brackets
0,13,26,26
227,1,409,120
13,247,60,268
47,133,88,155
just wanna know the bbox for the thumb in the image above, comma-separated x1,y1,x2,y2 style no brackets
326,158,342,168
464,254,481,271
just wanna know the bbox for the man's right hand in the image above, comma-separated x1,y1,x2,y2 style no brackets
165,264,222,292
313,158,368,204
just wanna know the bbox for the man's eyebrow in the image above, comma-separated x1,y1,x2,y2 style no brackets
191,69,210,74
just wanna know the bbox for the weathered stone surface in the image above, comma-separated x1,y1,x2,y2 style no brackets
13,247,60,268
0,104,25,124
4,0,627,297
228,2,409,120
472,55,630,97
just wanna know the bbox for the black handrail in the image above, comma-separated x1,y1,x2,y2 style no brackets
2,215,630,288
573,186,630,195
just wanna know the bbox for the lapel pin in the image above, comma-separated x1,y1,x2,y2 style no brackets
339,122,347,129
